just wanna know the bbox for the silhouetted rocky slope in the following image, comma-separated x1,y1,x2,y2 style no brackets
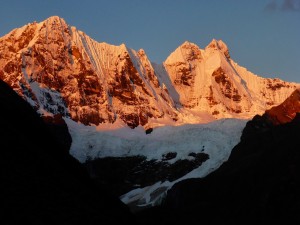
241,88,300,141
137,115,300,224
0,80,135,225
84,153,208,198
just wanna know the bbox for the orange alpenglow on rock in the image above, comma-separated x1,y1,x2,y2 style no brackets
0,16,299,128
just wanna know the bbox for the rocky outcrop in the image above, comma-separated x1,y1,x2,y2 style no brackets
264,88,300,125
240,88,300,141
84,152,209,199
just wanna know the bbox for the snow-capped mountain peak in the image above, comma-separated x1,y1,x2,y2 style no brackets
161,39,298,119
0,16,299,128
165,41,203,65
205,39,230,58
0,16,178,128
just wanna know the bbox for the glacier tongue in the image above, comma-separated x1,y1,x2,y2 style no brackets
65,117,247,209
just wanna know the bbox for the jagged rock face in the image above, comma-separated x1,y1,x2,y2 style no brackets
0,16,299,127
162,39,298,118
164,41,203,108
0,16,177,128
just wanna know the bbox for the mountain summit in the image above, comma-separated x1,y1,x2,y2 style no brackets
0,16,298,128
163,39,298,118
0,16,177,128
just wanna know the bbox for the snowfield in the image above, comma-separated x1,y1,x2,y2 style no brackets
65,118,247,208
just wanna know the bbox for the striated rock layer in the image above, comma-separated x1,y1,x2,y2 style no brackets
0,16,298,128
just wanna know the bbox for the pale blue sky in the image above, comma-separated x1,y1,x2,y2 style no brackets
1,0,299,82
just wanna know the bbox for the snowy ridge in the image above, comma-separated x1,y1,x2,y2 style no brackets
161,39,299,119
0,16,178,128
0,16,298,128
68,23,179,127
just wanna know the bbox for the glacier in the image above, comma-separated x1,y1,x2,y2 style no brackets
65,117,247,209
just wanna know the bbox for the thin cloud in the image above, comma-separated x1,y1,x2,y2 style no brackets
264,0,278,11
281,0,300,11
264,0,300,12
